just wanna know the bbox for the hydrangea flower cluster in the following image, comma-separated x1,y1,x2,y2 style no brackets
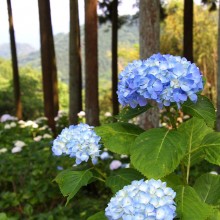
117,53,203,108
52,123,101,165
105,179,176,220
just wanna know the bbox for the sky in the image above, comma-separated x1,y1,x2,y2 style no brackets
0,0,137,49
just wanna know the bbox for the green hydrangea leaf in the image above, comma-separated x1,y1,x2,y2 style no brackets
178,117,213,166
55,169,93,205
130,128,187,179
176,185,213,220
162,173,183,189
95,122,144,155
194,173,220,205
106,168,144,194
182,95,216,128
87,211,107,220
116,105,152,121
200,132,220,165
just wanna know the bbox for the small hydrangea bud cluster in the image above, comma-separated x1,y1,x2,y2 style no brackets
105,179,176,220
117,53,203,108
52,123,101,165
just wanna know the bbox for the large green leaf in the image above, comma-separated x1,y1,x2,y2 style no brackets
176,185,213,220
55,169,93,205
178,118,213,166
130,128,187,179
95,122,144,154
200,132,220,165
106,168,144,194
116,105,152,121
87,211,107,220
194,174,220,205
182,95,216,128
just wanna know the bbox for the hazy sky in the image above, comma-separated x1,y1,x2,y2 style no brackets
0,0,137,49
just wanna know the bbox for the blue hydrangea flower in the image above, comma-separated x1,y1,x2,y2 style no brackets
117,53,203,108
105,179,176,220
52,123,101,165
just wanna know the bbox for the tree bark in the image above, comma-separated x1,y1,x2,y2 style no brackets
112,0,119,116
85,0,100,126
183,0,194,62
139,0,160,129
69,0,82,125
217,0,220,131
38,0,59,133
7,0,22,119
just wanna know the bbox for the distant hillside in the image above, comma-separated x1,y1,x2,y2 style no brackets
0,43,36,58
0,23,139,83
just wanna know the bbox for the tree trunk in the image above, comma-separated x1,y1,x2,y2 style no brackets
38,0,59,133
112,0,119,116
69,0,82,125
217,0,220,131
7,0,22,119
139,0,160,129
183,0,193,62
85,0,100,126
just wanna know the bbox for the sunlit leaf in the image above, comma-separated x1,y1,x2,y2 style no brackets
130,128,187,178
95,122,144,154
178,118,213,166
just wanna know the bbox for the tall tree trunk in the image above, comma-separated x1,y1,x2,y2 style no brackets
7,0,22,119
217,0,220,131
85,0,100,126
69,0,82,125
38,0,59,133
139,0,160,129
183,0,193,62
112,0,119,116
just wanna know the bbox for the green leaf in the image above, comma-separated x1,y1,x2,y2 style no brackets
207,209,220,220
176,185,213,220
106,168,144,194
55,169,93,205
95,122,144,155
87,211,107,220
200,132,220,165
182,95,216,128
178,118,213,166
116,105,152,121
194,174,220,205
0,213,7,220
162,173,183,189
130,128,187,179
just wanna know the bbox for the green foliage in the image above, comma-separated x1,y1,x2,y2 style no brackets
175,185,213,220
0,59,68,119
194,173,220,205
55,170,93,205
87,211,107,220
95,122,144,155
182,95,216,128
201,132,220,165
130,128,187,179
178,118,213,166
0,119,107,219
116,105,152,121
106,168,144,194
